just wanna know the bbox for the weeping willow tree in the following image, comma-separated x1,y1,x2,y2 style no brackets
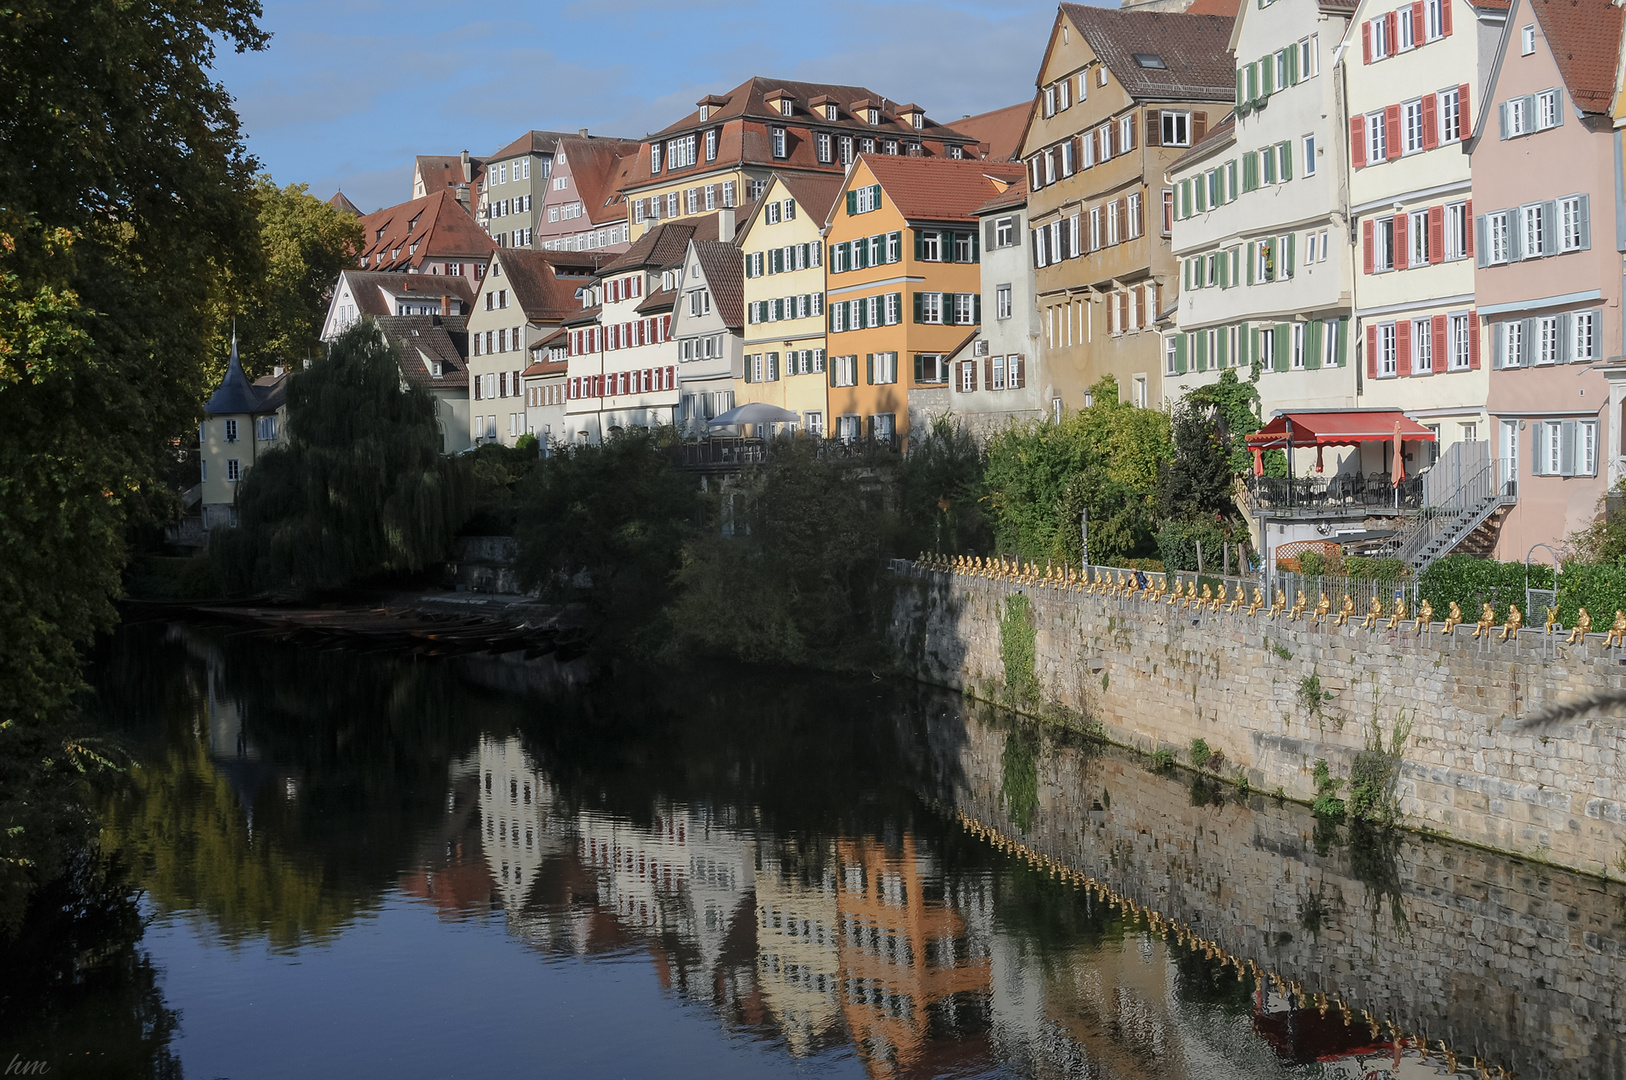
215,323,471,592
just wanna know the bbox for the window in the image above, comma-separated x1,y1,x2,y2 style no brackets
1521,203,1545,257
1409,209,1429,265
1291,322,1306,369
1259,327,1275,369
838,136,854,166
1119,115,1134,154
1160,111,1191,146
1373,216,1395,272
771,127,786,159
1300,34,1319,78
1505,96,1529,136
920,232,940,261
1365,110,1387,161
1302,134,1316,176
916,354,946,384
1402,99,1425,153
1521,24,1536,55
837,414,861,443
1043,85,1057,118
1162,189,1174,234
995,217,1014,247
960,361,976,392
1411,318,1433,374
996,284,1012,320
832,355,858,387
1558,195,1589,251
1426,0,1444,39
954,233,973,261
1442,202,1467,260
1497,318,1525,367
805,411,824,437
226,458,240,482
224,419,238,443
870,351,897,384
920,292,942,324
256,416,277,441
1449,314,1472,370
1573,309,1598,362
1538,89,1559,130
1484,210,1511,264
1376,322,1397,376
953,293,974,324
816,132,832,163
1536,315,1562,364
1371,14,1390,59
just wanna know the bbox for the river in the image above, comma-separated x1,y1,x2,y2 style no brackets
1,621,1620,1078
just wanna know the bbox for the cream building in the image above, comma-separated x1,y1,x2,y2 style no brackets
672,238,745,436
736,174,843,436
199,335,287,529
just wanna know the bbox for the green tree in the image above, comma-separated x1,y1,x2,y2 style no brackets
899,416,988,556
214,323,472,591
228,176,363,378
513,429,698,655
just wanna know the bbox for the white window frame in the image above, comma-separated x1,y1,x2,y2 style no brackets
996,283,1012,320
1448,313,1471,370
1160,111,1192,147
1377,322,1398,376
1411,318,1433,374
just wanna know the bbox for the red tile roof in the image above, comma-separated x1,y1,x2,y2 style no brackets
414,155,474,197
600,210,750,275
494,249,601,322
487,130,565,162
339,269,477,319
372,314,471,390
1532,0,1623,114
553,134,644,226
974,176,1030,216
1059,4,1238,101
327,191,362,217
1169,110,1236,170
635,287,679,315
945,102,1033,163
859,155,1027,224
1185,0,1241,14
357,190,494,271
690,241,744,329
772,172,848,224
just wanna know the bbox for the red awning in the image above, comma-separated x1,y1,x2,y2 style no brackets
1244,410,1437,450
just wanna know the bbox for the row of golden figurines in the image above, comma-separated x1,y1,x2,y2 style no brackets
914,554,1626,647
951,808,1510,1080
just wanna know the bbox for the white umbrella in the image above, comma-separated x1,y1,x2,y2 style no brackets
708,403,801,428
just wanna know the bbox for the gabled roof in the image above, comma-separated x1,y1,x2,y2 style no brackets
356,190,495,271
650,76,980,145
689,241,744,329
553,133,644,226
1059,4,1238,102
774,172,847,224
372,315,471,391
487,130,566,162
338,269,477,319
491,249,601,322
974,176,1029,216
1531,0,1623,114
636,286,679,315
945,102,1032,162
599,211,750,275
856,155,1027,224
414,155,474,196
327,191,362,217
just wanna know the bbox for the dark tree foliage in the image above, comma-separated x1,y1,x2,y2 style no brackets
1159,369,1262,523
215,324,472,591
669,439,899,668
900,416,990,556
513,430,699,655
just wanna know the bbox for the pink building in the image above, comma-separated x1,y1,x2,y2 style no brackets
1470,0,1622,558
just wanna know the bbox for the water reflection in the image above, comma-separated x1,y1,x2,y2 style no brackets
37,626,1624,1079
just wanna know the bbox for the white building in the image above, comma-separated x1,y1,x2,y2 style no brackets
673,238,745,437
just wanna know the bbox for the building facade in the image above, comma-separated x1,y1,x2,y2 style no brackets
824,156,1025,445
535,132,641,256
199,337,287,529
1166,0,1357,429
736,174,843,437
523,330,570,446
673,239,745,436
1021,3,1238,411
620,78,983,242
1471,0,1621,557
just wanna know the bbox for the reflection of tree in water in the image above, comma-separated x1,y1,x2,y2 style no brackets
1345,820,1409,936
1000,723,1040,833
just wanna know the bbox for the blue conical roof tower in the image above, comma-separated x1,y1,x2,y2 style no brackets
204,325,263,415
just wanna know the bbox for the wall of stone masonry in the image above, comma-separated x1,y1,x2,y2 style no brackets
891,568,1626,877
896,702,1626,1080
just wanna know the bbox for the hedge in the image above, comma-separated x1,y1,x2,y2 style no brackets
1417,555,1626,627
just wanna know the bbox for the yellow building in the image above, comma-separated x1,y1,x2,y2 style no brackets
199,334,287,529
824,155,1025,444
737,173,844,437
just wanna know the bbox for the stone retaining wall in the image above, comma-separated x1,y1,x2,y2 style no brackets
891,568,1626,877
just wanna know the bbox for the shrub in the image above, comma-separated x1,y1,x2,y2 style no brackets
1189,738,1211,770
1156,518,1228,573
1418,554,1626,627
1150,748,1174,772
1311,758,1346,821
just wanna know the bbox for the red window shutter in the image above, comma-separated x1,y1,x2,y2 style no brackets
1366,325,1378,378
1363,20,1372,63
1432,315,1448,373
1421,93,1438,149
1428,206,1444,264
1412,2,1424,45
1362,218,1375,274
1464,199,1474,257
1386,12,1398,48
1384,104,1402,161
1350,116,1367,168
1458,84,1470,136
1442,0,1453,34
1394,213,1409,270
1396,319,1412,373
1468,312,1481,368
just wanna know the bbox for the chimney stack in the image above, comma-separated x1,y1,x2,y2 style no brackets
441,293,451,317
461,150,472,183
717,207,735,241
578,128,589,138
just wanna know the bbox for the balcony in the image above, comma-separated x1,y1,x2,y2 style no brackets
1246,473,1425,517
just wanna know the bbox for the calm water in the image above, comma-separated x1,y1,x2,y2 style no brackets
4,621,1622,1078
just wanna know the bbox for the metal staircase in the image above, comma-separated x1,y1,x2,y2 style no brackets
1390,441,1516,574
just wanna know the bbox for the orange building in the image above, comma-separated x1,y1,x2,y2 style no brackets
824,155,1025,445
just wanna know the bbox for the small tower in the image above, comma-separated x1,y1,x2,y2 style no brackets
199,328,288,528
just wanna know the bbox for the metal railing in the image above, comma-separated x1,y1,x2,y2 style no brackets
673,435,900,470
1246,473,1424,515
1390,453,1515,571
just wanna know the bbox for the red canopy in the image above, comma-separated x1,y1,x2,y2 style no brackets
1245,410,1437,450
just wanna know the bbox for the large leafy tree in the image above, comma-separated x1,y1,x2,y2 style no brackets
214,324,472,592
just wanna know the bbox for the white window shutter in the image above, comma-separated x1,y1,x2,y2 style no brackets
1559,420,1577,476
1577,194,1592,249
1498,102,1509,140
1475,215,1489,267
1541,201,1559,255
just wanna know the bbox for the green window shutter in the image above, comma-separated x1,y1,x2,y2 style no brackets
973,295,981,322
1285,232,1296,277
846,191,858,215
828,356,838,386
913,229,924,260
1274,324,1289,371
1236,68,1246,108
1279,141,1292,181
1336,317,1349,367
1175,334,1189,373
870,184,881,208
1184,259,1191,290
1217,327,1229,368
1305,319,1323,369
1246,242,1256,285
866,353,874,384
913,292,923,323
744,254,754,279
1179,179,1191,217
1261,55,1274,96
1288,45,1299,84
940,231,953,262
1196,331,1208,371
913,354,925,382
1219,252,1230,288
970,229,980,263
1264,238,1275,281
1249,325,1260,366
941,292,953,322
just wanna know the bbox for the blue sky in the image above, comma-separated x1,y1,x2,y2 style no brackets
209,0,1063,213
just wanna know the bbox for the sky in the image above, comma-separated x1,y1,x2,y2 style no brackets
208,0,1065,214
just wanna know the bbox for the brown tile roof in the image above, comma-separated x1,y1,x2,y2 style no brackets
1186,0,1241,14
636,286,679,315
772,172,847,223
600,210,750,275
522,356,569,378
974,176,1029,216
327,191,362,217
1168,110,1236,170
1532,0,1623,113
653,76,980,145
487,130,565,162
340,269,477,318
414,155,474,196
494,249,601,322
690,241,744,329
859,155,1027,224
1059,4,1238,102
357,190,494,271
945,102,1032,163
373,314,471,390
553,134,644,226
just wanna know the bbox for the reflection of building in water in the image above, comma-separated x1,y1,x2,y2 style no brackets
476,735,563,913
754,842,844,1056
399,754,498,915
835,834,991,1078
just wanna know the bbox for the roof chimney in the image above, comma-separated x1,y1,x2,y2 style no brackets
578,128,589,138
717,207,735,241
441,293,451,317
461,150,472,183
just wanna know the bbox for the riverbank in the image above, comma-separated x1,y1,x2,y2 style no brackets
891,565,1626,879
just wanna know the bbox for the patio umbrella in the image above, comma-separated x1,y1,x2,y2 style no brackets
708,403,801,429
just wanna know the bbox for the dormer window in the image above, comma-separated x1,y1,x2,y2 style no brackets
825,104,838,121
699,105,711,122
650,142,662,174
407,214,420,233
866,108,880,125
778,98,793,117
912,114,923,130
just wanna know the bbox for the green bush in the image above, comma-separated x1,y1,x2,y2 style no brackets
1298,550,1327,577
1150,748,1174,772
1189,738,1211,769
1417,554,1626,627
1156,518,1226,573
1311,758,1346,821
